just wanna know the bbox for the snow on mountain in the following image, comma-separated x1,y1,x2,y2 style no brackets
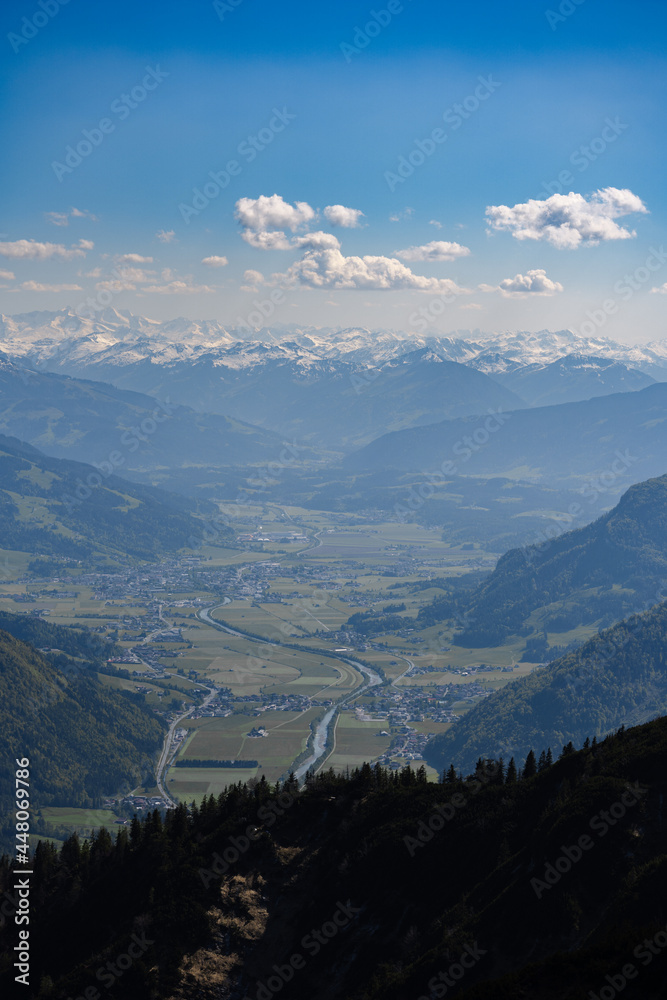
0,309,665,381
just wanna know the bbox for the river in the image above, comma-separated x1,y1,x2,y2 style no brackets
197,603,383,780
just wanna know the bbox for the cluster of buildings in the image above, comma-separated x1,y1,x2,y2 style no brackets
375,725,434,767
364,685,462,725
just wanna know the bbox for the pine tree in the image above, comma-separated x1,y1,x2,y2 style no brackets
523,749,537,779
505,757,517,784
545,747,553,767
445,763,457,784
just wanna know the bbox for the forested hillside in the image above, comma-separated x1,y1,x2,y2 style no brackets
425,600,667,775
2,718,666,999
419,472,667,644
0,630,164,851
0,434,231,562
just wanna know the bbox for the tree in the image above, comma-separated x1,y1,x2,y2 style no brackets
505,757,517,784
523,749,537,779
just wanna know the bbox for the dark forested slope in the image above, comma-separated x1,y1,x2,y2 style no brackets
0,630,164,848
425,600,667,776
2,718,667,999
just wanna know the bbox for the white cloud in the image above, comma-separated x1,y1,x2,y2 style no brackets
486,187,648,249
323,204,364,228
45,212,69,227
0,269,15,280
650,283,667,294
0,239,91,260
20,281,83,292
116,253,153,264
70,207,97,220
235,194,315,233
141,280,215,295
156,229,177,243
285,248,469,294
242,228,340,252
429,219,442,229
241,230,293,251
395,240,471,262
106,266,154,284
389,208,414,222
481,268,564,298
96,279,136,292
45,207,97,226
243,269,265,285
201,255,229,267
292,231,341,250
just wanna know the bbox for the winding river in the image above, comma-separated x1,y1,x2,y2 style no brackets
197,602,383,779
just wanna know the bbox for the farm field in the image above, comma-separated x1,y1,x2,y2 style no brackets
169,706,324,798
39,807,119,836
322,711,391,771
0,494,581,821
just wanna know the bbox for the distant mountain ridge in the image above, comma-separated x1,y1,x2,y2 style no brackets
0,353,288,470
491,353,655,406
0,432,230,563
419,472,667,644
3,309,664,450
346,382,667,487
2,308,667,374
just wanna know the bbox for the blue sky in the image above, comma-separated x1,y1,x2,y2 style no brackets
0,0,665,342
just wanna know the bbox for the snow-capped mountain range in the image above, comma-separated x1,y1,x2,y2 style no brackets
1,307,666,376
0,308,665,451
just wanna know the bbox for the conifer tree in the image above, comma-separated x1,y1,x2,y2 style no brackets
523,749,537,779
